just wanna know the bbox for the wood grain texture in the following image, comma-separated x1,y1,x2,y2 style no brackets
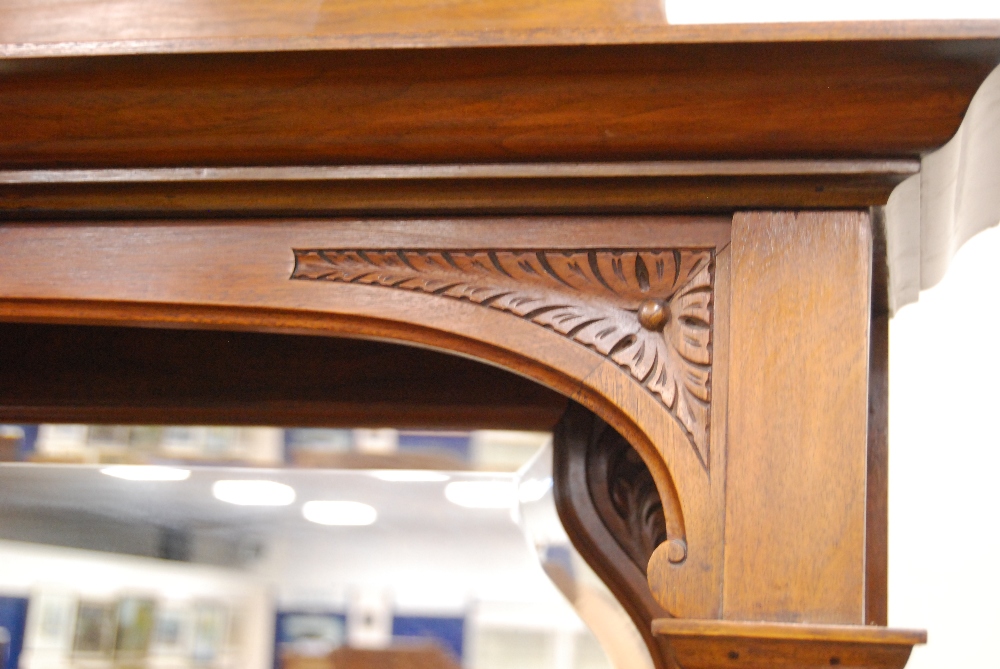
0,215,730,619
866,207,890,626
2,41,998,170
0,322,567,430
292,247,714,465
653,619,924,669
642,243,729,619
0,0,997,56
0,162,921,182
0,162,918,219
0,0,668,49
866,313,890,626
724,212,872,624
652,619,925,644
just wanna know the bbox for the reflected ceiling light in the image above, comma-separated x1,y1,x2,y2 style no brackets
444,480,517,509
302,500,378,526
100,465,191,481
371,470,450,483
518,476,553,503
212,480,296,506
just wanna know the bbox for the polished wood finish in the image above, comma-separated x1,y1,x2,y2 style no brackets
652,619,925,669
2,41,999,171
291,246,715,462
0,1,997,55
0,215,731,620
2,8,973,664
552,401,671,668
865,313,890,627
724,212,872,624
866,210,891,626
0,161,918,219
0,322,567,430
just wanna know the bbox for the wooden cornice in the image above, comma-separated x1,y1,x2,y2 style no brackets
0,160,918,219
2,37,998,174
1,5,999,57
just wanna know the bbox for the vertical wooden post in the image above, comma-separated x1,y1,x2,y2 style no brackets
724,211,872,624
866,310,890,626
865,207,891,626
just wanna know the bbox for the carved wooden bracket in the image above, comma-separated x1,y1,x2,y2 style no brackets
586,416,670,570
292,247,714,467
553,400,674,669
290,240,730,619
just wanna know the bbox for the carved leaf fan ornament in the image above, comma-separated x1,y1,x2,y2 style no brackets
292,248,714,467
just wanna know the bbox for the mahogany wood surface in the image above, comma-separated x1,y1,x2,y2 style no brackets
0,322,567,430
0,0,998,55
653,619,925,645
0,7,960,658
723,211,872,624
0,214,731,619
0,161,918,219
865,313,890,627
653,619,924,669
865,210,891,626
2,40,999,170
552,401,671,668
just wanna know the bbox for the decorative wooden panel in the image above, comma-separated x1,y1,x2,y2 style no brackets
292,248,714,467
0,216,730,619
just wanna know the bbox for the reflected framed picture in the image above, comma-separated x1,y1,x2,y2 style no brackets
24,590,76,653
150,605,193,657
277,612,345,659
114,597,156,661
191,602,228,665
72,600,116,658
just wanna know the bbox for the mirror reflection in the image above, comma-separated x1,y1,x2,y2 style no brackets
0,425,646,669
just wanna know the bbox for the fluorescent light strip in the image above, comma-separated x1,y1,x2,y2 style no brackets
212,480,296,506
371,470,450,483
444,481,517,509
100,465,191,481
302,501,378,526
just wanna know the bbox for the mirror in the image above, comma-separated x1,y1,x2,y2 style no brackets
0,423,648,669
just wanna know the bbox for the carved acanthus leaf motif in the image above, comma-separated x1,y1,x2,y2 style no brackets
292,248,713,467
586,420,669,570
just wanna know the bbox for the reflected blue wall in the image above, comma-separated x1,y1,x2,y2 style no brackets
392,615,464,661
0,596,28,669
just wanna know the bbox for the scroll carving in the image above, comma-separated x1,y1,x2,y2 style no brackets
587,423,668,572
553,401,672,669
292,248,714,466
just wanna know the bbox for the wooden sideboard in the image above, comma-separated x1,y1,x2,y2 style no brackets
3,3,999,667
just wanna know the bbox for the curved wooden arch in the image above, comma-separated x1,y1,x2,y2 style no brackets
0,215,730,618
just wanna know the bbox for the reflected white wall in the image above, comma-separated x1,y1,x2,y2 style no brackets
663,0,1000,23
889,225,1000,668
0,540,272,669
